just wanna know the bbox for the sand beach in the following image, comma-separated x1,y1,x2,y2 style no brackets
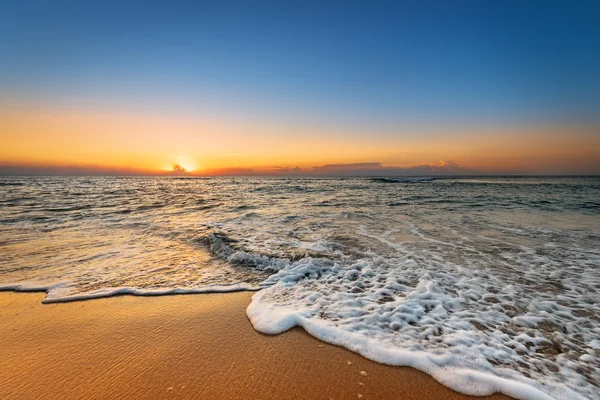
0,292,513,399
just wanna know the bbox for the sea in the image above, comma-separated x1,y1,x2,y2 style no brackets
1,176,599,399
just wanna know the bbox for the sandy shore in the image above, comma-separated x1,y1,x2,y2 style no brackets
0,292,512,399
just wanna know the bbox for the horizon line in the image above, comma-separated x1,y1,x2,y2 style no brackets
2,159,599,177
2,173,599,178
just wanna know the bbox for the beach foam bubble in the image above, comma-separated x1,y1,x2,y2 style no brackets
247,250,596,399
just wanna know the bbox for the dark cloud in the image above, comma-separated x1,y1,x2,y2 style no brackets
0,164,155,176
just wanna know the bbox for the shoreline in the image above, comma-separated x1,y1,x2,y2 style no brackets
0,291,513,400
0,284,262,304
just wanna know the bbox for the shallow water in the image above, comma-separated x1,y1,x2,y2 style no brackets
1,176,599,399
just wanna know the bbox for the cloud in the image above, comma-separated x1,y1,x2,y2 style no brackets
172,164,187,173
312,162,384,173
197,167,257,176
0,160,477,177
403,160,472,176
0,163,156,176
260,161,474,176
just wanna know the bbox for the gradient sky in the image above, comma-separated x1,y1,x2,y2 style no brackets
1,1,599,174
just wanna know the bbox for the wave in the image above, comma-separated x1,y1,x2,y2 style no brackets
0,181,25,186
206,231,291,271
370,177,436,183
0,282,260,304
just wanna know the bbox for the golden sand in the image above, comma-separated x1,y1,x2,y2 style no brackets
0,292,512,399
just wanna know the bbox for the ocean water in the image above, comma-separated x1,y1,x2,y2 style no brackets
1,176,599,399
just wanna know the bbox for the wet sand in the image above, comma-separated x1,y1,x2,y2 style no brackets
0,292,512,400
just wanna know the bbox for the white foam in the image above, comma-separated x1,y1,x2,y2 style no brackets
246,249,599,400
0,280,261,304
247,290,563,400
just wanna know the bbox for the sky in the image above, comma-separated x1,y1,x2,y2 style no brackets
1,1,599,175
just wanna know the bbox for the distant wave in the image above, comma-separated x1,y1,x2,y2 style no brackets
370,177,436,183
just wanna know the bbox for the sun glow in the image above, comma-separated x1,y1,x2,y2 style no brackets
1,105,599,175
168,157,197,173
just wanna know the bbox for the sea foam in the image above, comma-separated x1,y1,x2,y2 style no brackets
248,288,557,400
0,281,261,303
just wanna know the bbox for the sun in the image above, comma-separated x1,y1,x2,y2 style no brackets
174,163,194,173
174,157,196,173
163,156,197,173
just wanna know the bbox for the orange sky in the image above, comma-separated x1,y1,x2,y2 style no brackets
1,104,599,175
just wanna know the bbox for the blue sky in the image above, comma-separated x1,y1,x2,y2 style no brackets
1,1,599,127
